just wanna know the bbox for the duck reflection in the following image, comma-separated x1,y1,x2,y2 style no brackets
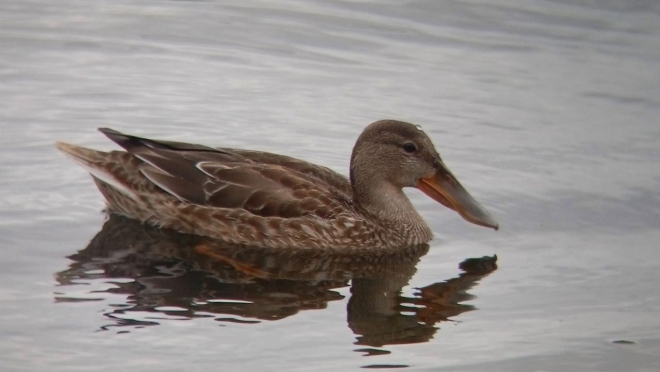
55,214,496,347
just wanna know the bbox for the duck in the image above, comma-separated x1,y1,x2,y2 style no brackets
56,120,498,250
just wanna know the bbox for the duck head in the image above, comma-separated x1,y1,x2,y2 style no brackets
350,120,498,230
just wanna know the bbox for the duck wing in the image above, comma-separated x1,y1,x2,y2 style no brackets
227,149,352,196
99,128,352,219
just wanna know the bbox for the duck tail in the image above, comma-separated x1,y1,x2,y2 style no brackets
55,142,108,167
55,141,142,202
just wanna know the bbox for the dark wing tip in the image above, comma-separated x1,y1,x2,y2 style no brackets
97,128,214,153
98,127,144,152
99,127,128,142
98,127,126,143
98,127,120,135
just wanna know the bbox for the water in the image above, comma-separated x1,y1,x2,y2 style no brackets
1,0,659,370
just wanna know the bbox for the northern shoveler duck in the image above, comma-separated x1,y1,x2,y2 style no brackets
56,120,498,250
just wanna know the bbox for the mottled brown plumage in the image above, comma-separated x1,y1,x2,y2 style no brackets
56,120,497,250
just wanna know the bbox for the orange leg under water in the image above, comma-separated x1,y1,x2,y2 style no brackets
193,244,273,279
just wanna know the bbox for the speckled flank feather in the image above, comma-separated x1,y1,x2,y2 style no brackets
56,121,497,250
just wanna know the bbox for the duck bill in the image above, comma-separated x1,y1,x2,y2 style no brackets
417,165,499,230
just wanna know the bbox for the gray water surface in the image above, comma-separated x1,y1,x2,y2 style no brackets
1,0,659,371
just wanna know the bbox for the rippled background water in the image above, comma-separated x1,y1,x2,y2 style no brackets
1,0,659,371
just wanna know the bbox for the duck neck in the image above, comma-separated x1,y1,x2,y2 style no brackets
351,177,432,243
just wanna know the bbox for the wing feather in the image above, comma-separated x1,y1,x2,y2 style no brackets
99,128,353,220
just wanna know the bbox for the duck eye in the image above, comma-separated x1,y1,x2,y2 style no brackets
403,142,417,153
